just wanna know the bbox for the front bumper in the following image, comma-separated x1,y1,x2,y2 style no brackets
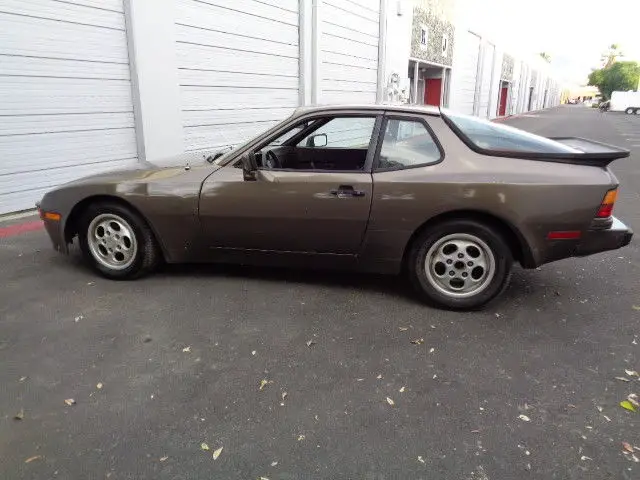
576,216,633,256
36,201,68,254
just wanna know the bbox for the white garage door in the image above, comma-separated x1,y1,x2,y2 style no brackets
451,31,480,115
176,0,300,153
320,0,379,104
0,0,138,215
478,43,495,118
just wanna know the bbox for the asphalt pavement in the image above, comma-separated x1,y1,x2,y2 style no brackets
1,105,639,480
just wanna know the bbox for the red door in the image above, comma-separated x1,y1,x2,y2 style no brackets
498,86,509,116
424,78,442,106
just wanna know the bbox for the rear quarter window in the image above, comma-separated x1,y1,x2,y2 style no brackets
442,110,578,154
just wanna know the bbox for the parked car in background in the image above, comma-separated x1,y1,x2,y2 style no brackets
38,105,633,310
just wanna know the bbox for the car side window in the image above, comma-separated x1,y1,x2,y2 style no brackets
254,116,377,171
296,117,376,149
377,118,442,170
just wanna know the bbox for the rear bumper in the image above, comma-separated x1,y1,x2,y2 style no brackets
576,216,633,256
537,216,632,266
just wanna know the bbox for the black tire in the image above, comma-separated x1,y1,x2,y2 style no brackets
78,202,160,280
407,219,513,310
625,107,634,114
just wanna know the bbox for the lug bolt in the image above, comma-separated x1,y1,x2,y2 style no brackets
462,272,468,278
458,253,464,258
449,271,455,276
446,259,453,265
467,261,473,267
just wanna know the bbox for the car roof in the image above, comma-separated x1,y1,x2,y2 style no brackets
292,103,441,117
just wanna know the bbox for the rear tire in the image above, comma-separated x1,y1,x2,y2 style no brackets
407,219,513,310
78,202,160,280
625,107,635,114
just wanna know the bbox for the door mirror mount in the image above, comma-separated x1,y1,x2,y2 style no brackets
306,133,328,148
241,152,257,181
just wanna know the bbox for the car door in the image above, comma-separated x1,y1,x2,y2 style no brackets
198,114,382,254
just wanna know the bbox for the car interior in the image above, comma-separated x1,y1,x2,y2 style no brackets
253,116,376,172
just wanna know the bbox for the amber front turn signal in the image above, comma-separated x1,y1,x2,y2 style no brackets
43,212,61,221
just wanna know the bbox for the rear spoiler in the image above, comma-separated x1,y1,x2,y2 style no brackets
547,137,630,167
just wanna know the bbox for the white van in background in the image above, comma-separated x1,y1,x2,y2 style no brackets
610,91,640,114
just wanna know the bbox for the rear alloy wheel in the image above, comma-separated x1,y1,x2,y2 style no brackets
78,202,160,279
408,220,513,310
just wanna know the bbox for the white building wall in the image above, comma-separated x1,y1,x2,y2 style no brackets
319,0,380,104
449,29,481,115
0,0,139,214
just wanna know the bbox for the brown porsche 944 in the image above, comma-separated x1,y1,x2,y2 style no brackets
38,105,633,309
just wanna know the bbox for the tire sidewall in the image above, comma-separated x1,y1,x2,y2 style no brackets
78,203,149,279
409,220,513,310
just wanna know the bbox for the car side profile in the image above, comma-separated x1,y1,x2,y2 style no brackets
38,105,633,309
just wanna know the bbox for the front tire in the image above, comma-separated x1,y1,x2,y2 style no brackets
407,219,513,310
78,202,160,279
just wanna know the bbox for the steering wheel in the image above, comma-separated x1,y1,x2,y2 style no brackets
264,150,281,169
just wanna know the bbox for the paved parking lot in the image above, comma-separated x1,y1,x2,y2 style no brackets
1,106,639,479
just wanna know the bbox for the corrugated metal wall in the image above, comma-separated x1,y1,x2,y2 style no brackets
319,0,379,104
450,30,481,115
0,0,138,214
175,0,300,153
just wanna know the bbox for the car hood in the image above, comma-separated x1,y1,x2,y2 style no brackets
62,154,220,187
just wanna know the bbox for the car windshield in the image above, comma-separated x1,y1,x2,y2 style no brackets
442,110,579,154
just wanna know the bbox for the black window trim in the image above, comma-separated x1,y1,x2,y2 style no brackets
247,113,383,174
372,113,445,172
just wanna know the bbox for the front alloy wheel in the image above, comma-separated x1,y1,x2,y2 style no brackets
78,202,160,279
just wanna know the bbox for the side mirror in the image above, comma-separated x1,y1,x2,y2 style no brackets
306,133,327,148
241,152,257,181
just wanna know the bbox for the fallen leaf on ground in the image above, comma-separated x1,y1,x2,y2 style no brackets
64,399,76,406
399,386,405,393
251,350,257,356
182,346,191,353
625,369,639,377
410,338,424,345
386,397,395,406
518,414,531,422
581,456,592,461
603,415,611,422
259,379,272,391
596,406,603,412
297,435,305,441
633,305,640,311
306,340,316,347
14,408,24,420
429,347,435,353
417,456,425,464
96,382,103,390
259,477,270,480
19,376,27,382
620,400,637,412
24,455,42,464
399,327,409,331
281,392,287,401
628,394,639,407
74,315,83,322
159,456,168,462
623,442,635,453
271,461,278,466
376,374,382,379
615,377,631,382
201,443,210,451
212,447,223,460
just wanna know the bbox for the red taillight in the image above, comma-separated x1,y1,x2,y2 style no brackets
547,231,582,240
596,189,618,218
